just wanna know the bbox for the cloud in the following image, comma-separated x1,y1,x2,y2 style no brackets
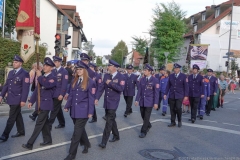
53,0,226,56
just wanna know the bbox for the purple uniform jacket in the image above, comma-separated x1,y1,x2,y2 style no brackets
154,73,161,80
188,74,205,97
94,72,102,94
123,73,138,96
87,67,96,79
64,79,95,118
0,68,30,105
96,72,125,110
204,76,218,95
135,76,159,107
52,67,68,98
165,73,189,99
30,73,57,111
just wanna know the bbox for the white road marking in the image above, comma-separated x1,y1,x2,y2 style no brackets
223,101,229,104
226,108,238,110
223,123,240,127
202,120,218,123
2,119,240,159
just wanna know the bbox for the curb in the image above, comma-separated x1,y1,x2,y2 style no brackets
0,109,34,116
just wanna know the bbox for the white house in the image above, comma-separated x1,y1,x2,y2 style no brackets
102,55,111,65
183,0,240,73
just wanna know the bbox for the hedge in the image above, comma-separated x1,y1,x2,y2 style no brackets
0,37,46,84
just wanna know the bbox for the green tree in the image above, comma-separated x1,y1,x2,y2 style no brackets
150,1,187,64
231,58,239,77
131,36,148,55
0,0,20,35
96,56,102,66
111,40,128,67
88,50,96,61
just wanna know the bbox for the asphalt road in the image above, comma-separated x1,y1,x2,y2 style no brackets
0,92,240,160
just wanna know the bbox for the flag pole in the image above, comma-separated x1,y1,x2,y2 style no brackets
35,35,41,113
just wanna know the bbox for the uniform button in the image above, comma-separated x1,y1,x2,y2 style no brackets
107,96,108,97
10,84,11,85
108,92,109,93
11,80,12,81
76,94,78,95
76,99,77,100
76,103,77,105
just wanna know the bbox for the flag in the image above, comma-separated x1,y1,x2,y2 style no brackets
15,0,40,62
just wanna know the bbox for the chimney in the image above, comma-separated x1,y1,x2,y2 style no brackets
211,5,216,9
205,6,210,9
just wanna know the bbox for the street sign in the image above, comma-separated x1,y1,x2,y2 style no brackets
222,56,228,58
226,52,234,55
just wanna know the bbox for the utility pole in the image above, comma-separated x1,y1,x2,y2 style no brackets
227,0,234,74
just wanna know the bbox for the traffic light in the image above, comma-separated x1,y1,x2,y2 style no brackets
225,61,229,67
54,34,61,54
65,34,71,47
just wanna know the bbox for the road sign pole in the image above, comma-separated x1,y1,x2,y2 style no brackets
227,0,234,74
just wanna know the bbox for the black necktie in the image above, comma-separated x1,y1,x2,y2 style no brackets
110,75,113,80
175,74,177,78
77,78,82,85
13,70,16,75
194,75,196,79
146,78,148,82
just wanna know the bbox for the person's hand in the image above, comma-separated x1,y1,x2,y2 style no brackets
20,102,26,107
28,103,32,109
0,97,2,103
106,80,111,85
214,92,217,95
88,114,92,118
95,100,99,105
64,94,68,100
154,104,158,110
207,97,210,100
201,95,204,98
58,95,63,101
64,108,68,112
135,101,139,106
164,95,167,100
36,70,41,77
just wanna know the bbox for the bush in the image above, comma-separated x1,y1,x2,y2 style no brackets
0,37,46,84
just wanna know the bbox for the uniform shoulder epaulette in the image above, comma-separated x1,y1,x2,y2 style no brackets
204,78,209,83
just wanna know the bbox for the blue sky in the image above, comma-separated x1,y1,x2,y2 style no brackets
53,0,227,56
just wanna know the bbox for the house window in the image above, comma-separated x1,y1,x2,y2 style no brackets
215,7,220,18
191,16,194,25
194,25,198,32
202,12,206,21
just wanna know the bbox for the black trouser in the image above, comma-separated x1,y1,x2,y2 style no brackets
124,96,133,114
32,110,38,118
206,95,214,114
140,107,153,134
92,106,97,120
168,98,183,124
158,92,163,110
189,97,200,120
2,105,25,138
69,118,89,156
27,110,51,145
102,109,119,144
49,98,65,129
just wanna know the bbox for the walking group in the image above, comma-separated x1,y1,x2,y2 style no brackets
0,54,225,160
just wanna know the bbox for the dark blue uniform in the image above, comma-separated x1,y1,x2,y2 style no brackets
0,55,30,141
198,78,210,118
48,56,68,130
159,76,168,114
123,73,138,116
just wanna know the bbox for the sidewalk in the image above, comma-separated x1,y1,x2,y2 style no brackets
0,102,34,116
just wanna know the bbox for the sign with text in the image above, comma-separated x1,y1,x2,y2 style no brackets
191,60,207,70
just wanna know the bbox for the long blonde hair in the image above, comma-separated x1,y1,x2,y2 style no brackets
72,68,89,90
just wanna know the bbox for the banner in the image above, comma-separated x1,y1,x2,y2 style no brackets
15,0,40,62
190,60,207,70
188,44,208,60
0,0,3,28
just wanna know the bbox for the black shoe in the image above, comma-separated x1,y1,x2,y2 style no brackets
206,114,210,116
197,115,200,118
168,123,176,127
102,116,106,121
64,154,76,160
11,132,25,138
22,144,33,150
178,122,182,128
139,133,146,138
221,105,223,108
187,110,190,113
188,119,192,121
82,146,89,154
98,143,106,148
124,113,127,117
200,116,203,120
156,108,159,111
211,108,216,111
109,137,120,142
191,119,195,123
55,124,65,129
89,119,97,123
146,126,152,132
40,141,52,146
0,135,8,142
182,110,185,113
29,115,36,121
162,112,166,116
